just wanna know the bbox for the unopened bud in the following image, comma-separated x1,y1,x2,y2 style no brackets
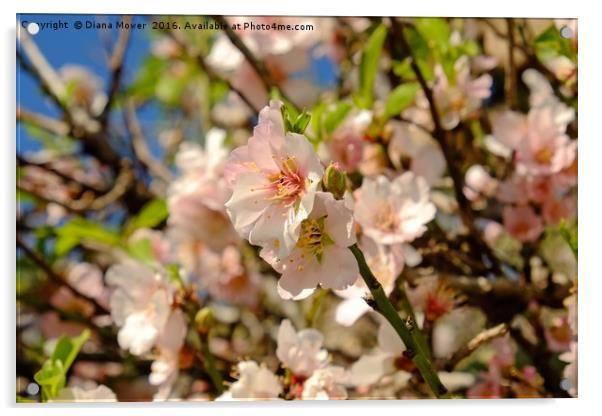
195,307,214,335
323,163,347,200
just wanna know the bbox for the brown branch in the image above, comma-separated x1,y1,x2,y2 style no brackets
16,107,70,137
391,18,500,272
17,155,107,194
16,236,110,315
18,30,152,212
446,323,509,370
506,19,519,110
124,100,173,184
18,28,101,135
100,15,133,124
482,19,563,87
18,161,134,213
82,161,135,211
213,15,298,110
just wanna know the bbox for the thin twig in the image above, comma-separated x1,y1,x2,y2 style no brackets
17,155,107,194
392,18,500,272
100,15,133,124
18,28,101,135
18,31,151,212
16,107,70,137
17,236,110,315
18,161,134,213
213,16,298,110
446,323,508,369
124,100,173,184
506,19,519,110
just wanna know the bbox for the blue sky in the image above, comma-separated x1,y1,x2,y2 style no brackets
17,14,154,155
16,14,338,157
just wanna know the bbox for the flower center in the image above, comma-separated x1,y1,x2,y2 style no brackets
534,146,554,165
296,217,334,262
268,157,305,206
373,203,399,233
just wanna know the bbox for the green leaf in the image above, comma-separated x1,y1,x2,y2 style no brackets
392,58,414,79
356,24,387,109
414,18,450,50
309,102,326,142
124,198,168,236
34,360,65,401
55,218,120,255
51,329,90,370
558,219,578,259
280,103,311,134
324,102,352,133
534,24,575,61
383,83,420,120
33,329,90,401
126,237,154,263
293,111,312,134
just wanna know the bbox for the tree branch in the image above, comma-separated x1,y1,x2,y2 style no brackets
17,154,107,194
446,323,509,370
100,15,133,124
391,18,500,272
124,100,173,186
16,107,70,137
17,236,110,315
213,16,299,110
505,19,519,110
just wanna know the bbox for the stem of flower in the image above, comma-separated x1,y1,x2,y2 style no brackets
200,334,224,395
349,244,447,398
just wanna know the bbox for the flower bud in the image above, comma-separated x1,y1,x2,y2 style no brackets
195,307,214,335
323,163,347,200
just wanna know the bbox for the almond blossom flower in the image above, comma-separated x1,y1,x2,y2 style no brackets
276,319,329,377
403,56,492,130
207,17,332,109
225,101,324,260
66,262,110,309
502,205,544,243
150,309,187,401
463,164,499,202
386,121,446,186
106,260,174,355
542,196,576,226
261,192,358,300
218,361,282,400
195,245,262,308
301,366,349,400
168,129,239,255
407,276,465,324
489,70,576,177
58,65,107,116
492,107,576,177
354,172,436,245
317,109,371,172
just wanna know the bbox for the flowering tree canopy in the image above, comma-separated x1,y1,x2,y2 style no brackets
16,15,577,402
